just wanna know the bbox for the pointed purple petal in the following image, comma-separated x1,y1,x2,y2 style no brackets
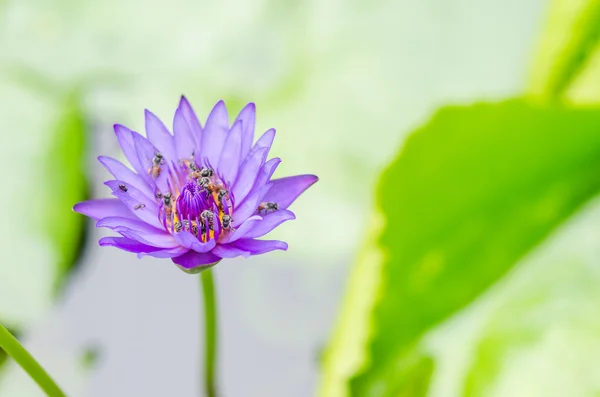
212,244,251,258
173,106,197,160
104,180,163,229
217,120,243,184
132,133,171,194
262,174,318,209
172,231,217,253
99,236,162,254
200,101,229,167
179,96,202,140
145,109,177,162
114,124,143,173
74,199,136,221
138,246,189,259
221,215,262,243
229,239,288,255
97,217,177,248
243,210,295,239
233,184,271,226
243,128,275,163
98,156,154,199
231,147,268,204
172,250,221,271
237,157,281,208
234,102,256,160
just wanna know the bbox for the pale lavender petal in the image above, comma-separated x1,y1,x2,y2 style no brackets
234,102,256,160
221,215,262,243
179,96,202,140
233,184,271,226
173,106,197,160
200,100,229,167
145,109,177,162
231,147,268,204
212,244,251,258
229,239,288,255
138,246,189,259
243,210,295,239
114,124,143,174
104,180,163,229
173,231,217,253
97,217,177,248
237,157,281,208
73,199,136,221
99,236,162,254
243,128,275,163
217,120,243,184
98,156,154,199
132,133,170,193
172,250,221,270
262,174,318,209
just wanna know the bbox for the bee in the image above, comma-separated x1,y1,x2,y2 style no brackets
221,214,233,230
197,177,211,189
156,192,163,199
174,221,182,233
200,167,213,178
217,189,228,202
134,203,145,210
162,192,173,207
257,202,278,213
148,152,164,178
118,184,128,192
201,210,215,229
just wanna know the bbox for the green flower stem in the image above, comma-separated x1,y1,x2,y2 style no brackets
0,324,66,397
201,269,217,397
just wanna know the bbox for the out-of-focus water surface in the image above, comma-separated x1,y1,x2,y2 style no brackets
0,0,547,396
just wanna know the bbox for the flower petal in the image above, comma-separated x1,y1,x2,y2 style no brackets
104,180,163,229
233,184,271,226
262,174,318,209
145,109,177,163
243,128,275,163
231,147,268,204
234,102,256,160
97,217,177,248
132,132,172,194
173,106,197,160
200,100,229,167
222,215,262,243
243,210,295,239
98,156,154,199
114,124,143,173
179,96,203,143
138,245,189,259
173,231,217,253
172,250,221,272
99,236,162,254
212,244,251,258
228,239,288,255
73,199,136,221
217,119,243,185
237,157,281,208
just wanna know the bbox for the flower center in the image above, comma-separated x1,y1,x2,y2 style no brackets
156,157,234,243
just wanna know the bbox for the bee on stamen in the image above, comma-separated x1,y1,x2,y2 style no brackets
200,167,213,178
134,203,145,210
221,214,233,230
201,210,215,230
118,184,128,192
162,192,173,207
148,152,164,178
257,202,279,213
217,189,228,202
197,177,211,189
174,221,182,232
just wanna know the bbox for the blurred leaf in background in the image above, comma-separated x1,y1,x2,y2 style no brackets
320,100,600,396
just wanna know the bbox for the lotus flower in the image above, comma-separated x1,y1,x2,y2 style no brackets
74,97,317,273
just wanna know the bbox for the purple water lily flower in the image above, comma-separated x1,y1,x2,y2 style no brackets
74,97,318,273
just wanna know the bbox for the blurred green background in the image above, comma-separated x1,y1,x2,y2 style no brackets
2,0,600,396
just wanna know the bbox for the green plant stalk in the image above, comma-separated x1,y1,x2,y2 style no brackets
201,270,217,397
0,324,66,397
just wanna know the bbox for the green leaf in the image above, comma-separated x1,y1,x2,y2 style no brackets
528,0,600,99
320,99,600,396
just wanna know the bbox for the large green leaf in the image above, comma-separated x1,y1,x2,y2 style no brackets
320,99,600,396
